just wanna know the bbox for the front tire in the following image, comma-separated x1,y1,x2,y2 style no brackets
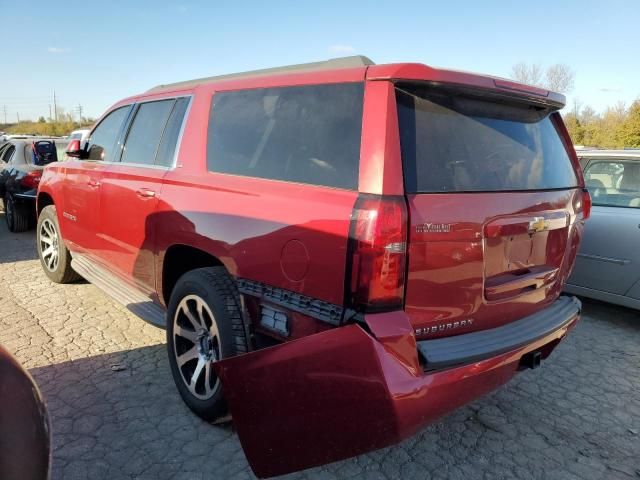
5,193,32,232
37,205,81,283
166,267,249,422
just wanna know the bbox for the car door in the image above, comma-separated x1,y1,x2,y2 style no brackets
11,144,33,196
569,158,640,295
61,105,133,255
98,97,190,297
0,144,16,198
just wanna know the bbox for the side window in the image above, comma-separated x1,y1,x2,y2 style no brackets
24,145,33,164
121,99,175,166
155,97,189,167
56,143,68,162
206,83,364,189
584,160,640,208
86,106,132,162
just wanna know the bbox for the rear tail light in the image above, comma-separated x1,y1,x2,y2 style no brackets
581,188,591,220
20,171,42,189
346,195,408,312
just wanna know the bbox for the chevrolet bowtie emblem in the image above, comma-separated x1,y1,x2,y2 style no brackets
528,217,549,234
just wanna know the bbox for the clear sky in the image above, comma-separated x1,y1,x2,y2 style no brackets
1,0,638,122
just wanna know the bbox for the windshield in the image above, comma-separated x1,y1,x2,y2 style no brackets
396,85,578,193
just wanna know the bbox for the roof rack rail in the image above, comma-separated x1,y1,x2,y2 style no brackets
147,55,374,92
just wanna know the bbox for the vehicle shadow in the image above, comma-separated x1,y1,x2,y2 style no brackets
28,344,248,479
0,211,39,264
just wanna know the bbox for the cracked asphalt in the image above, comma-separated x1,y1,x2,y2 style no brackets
0,212,639,480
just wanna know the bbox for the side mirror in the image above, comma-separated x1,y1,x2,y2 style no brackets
65,139,83,158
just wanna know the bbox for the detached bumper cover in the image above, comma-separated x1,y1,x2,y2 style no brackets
214,296,580,478
418,296,581,370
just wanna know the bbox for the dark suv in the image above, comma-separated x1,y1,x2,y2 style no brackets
36,56,588,477
0,139,61,231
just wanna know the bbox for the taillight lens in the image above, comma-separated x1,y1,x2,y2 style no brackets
21,171,42,189
347,195,408,312
581,188,591,220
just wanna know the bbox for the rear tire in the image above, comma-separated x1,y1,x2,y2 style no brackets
166,267,250,422
5,194,32,232
37,205,81,283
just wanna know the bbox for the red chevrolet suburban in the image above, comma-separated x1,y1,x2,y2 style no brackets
36,56,588,477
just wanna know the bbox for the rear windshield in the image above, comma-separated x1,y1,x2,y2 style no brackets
30,141,58,166
24,140,59,167
396,85,578,193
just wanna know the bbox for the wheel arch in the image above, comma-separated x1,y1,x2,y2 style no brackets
36,191,54,216
160,244,229,306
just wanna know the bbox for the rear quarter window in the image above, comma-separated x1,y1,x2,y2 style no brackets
396,85,578,193
206,83,364,190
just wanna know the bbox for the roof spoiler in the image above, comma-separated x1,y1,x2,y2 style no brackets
368,64,566,109
147,55,375,92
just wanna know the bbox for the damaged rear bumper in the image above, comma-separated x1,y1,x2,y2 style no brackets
213,296,581,478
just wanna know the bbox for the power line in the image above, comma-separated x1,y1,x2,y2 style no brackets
53,91,58,122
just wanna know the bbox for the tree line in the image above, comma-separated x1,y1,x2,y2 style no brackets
563,101,640,148
512,63,639,148
1,111,95,138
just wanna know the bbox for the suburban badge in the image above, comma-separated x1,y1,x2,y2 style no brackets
415,318,474,336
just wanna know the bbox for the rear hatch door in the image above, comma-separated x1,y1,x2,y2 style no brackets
396,83,585,338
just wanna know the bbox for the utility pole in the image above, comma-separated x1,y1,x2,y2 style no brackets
2,105,6,124
53,90,58,122
77,104,83,122
16,112,20,123
49,104,52,121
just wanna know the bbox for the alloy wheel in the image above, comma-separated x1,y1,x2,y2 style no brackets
172,294,221,400
39,218,60,271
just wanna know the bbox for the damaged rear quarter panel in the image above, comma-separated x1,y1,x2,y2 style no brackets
212,325,401,478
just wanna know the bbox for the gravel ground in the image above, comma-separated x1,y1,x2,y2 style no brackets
0,212,639,480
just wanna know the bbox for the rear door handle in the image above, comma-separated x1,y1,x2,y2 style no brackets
87,180,100,188
136,188,156,198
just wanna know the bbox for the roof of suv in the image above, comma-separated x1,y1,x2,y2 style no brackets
145,56,566,108
147,56,375,92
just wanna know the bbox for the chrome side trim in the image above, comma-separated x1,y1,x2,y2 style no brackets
577,253,631,266
83,95,193,172
13,192,37,200
106,161,171,171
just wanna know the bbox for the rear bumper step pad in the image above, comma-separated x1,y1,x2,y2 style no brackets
417,296,581,370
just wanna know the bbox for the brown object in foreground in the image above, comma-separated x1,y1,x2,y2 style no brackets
0,345,50,480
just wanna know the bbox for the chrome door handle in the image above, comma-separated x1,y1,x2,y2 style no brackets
87,180,101,188
136,188,156,198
